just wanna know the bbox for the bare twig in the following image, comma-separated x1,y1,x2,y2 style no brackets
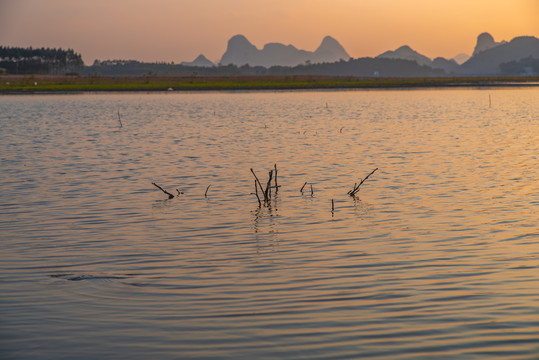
348,168,378,196
117,110,123,127
250,168,267,202
254,180,261,206
251,168,266,201
331,199,335,212
310,184,314,197
176,189,184,196
205,184,211,198
152,182,174,199
264,170,273,201
300,182,307,193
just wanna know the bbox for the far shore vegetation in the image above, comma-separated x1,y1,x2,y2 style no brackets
2,45,539,93
1,74,539,93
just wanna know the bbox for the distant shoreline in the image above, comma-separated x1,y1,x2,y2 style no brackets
1,75,539,94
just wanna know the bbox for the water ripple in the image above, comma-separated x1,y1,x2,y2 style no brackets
1,89,539,359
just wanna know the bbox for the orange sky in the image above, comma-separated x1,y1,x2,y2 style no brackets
1,0,538,64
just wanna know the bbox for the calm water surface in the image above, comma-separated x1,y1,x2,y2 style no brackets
1,88,538,359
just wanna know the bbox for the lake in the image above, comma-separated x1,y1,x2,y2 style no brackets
1,88,538,359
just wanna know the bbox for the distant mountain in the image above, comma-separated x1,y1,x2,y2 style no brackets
313,36,350,63
83,31,539,77
210,32,539,75
219,35,350,67
180,54,215,67
460,35,539,74
376,45,432,66
371,32,539,75
472,32,505,56
452,53,470,65
430,57,460,74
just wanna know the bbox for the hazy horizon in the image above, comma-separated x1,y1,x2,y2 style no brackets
1,0,538,64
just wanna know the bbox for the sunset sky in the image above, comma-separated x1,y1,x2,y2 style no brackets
1,0,538,64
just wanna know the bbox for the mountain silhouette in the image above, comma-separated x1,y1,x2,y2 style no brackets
452,53,470,65
373,33,539,75
82,31,539,77
180,54,215,67
219,35,350,67
431,57,460,74
461,35,539,74
376,45,432,66
313,36,350,63
472,32,505,56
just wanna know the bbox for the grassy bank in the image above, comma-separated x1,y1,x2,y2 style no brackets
1,74,539,93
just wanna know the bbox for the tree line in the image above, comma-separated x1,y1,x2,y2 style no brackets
85,58,445,77
3,46,534,77
0,46,84,74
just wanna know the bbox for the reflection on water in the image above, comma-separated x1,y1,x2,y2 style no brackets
0,88,538,359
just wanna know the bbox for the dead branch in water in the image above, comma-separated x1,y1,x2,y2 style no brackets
152,182,174,199
251,166,281,205
205,184,211,198
254,180,261,206
264,170,273,201
348,168,378,196
250,168,267,203
300,182,308,193
117,110,123,127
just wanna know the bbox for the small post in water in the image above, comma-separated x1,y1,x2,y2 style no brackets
274,164,279,193
117,110,123,127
